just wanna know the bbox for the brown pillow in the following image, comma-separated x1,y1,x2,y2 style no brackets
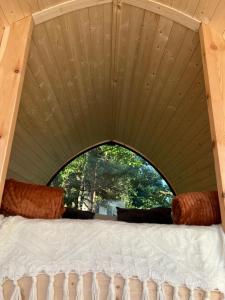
172,191,221,225
1,179,65,219
117,207,173,224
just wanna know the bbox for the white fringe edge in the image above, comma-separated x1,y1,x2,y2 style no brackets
29,276,37,300
157,283,164,300
204,291,211,300
47,275,54,300
122,278,130,300
107,275,115,300
10,280,22,300
142,280,149,300
92,272,100,300
63,273,70,300
0,284,4,300
173,286,179,300
0,274,217,300
76,274,84,300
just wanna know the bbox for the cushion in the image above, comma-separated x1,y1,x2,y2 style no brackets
172,191,221,225
117,207,173,224
62,207,95,219
1,179,65,219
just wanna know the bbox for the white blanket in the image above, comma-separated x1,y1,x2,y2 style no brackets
0,215,224,295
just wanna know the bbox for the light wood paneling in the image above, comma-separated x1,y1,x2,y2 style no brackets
200,23,225,230
8,4,114,185
0,17,33,202
7,2,218,195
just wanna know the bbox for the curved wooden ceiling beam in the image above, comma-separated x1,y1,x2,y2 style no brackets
32,0,201,31
33,0,113,25
124,0,201,31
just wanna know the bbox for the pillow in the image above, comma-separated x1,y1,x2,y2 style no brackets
172,191,221,225
62,207,95,219
117,207,173,224
1,179,65,219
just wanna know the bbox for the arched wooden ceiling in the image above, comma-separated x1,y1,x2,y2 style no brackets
5,0,225,193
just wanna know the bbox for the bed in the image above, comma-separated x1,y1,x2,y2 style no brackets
0,215,224,300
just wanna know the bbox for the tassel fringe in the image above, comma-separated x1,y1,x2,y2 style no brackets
157,284,164,300
29,277,37,300
189,289,194,300
92,273,100,300
63,273,69,300
76,275,84,300
0,274,215,300
173,286,179,300
47,275,54,300
204,291,210,300
122,278,130,300
10,281,22,300
142,280,149,300
0,284,4,300
107,275,115,300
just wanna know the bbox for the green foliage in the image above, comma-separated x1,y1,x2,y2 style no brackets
51,144,173,213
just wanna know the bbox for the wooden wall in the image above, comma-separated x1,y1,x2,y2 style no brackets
6,1,218,194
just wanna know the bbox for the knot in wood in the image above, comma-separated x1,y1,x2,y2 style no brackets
210,43,218,50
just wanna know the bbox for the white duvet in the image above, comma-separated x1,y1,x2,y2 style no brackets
0,215,224,294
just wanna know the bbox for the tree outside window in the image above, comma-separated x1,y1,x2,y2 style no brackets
50,144,174,215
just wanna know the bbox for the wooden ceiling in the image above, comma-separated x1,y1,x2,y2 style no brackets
6,0,225,193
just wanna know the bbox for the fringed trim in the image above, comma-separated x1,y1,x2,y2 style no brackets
29,277,37,300
204,291,211,300
173,286,179,300
189,288,194,300
63,273,69,300
92,273,100,300
122,278,130,300
142,280,149,300
10,280,22,300
0,283,4,300
46,275,54,300
76,275,84,300
107,275,115,300
156,283,164,300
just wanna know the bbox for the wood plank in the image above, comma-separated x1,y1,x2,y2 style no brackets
17,0,40,16
210,0,225,37
122,0,201,31
32,0,112,25
200,23,225,231
0,16,33,203
0,0,24,23
0,7,8,44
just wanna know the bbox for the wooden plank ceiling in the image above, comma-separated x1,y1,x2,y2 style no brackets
6,0,220,193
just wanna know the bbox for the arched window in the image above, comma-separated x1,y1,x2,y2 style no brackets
50,143,174,216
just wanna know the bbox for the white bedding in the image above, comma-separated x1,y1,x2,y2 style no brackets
0,215,224,295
